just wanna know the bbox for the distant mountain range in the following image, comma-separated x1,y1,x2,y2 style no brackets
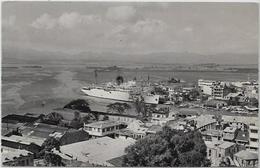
2,47,258,66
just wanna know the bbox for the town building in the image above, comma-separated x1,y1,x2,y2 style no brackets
198,79,217,95
205,141,239,166
83,121,125,137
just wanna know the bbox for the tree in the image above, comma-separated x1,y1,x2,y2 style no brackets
123,126,210,167
42,112,64,125
64,99,91,112
70,111,85,129
44,152,63,166
107,102,131,114
41,137,61,152
134,96,148,120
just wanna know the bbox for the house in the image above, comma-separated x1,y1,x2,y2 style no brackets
56,136,135,166
234,150,258,167
223,127,237,142
205,141,239,166
1,148,34,166
83,121,125,137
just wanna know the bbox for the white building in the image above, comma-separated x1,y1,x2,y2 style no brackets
84,121,123,137
198,79,217,95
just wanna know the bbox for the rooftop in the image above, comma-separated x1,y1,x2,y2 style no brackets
20,122,70,139
84,121,122,129
59,137,135,166
218,141,235,149
194,114,216,129
234,150,258,160
3,135,45,146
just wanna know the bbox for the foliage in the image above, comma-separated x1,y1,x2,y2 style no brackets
107,102,131,114
42,112,64,125
123,126,210,167
134,97,148,120
41,137,61,152
44,152,64,166
64,99,91,112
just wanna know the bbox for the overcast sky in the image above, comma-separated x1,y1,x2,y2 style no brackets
2,2,258,59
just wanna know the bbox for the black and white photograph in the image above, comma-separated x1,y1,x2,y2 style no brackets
1,1,259,167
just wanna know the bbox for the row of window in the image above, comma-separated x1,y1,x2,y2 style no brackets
84,125,120,132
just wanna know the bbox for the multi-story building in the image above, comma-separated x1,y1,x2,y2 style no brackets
83,121,124,137
198,79,217,95
247,124,258,152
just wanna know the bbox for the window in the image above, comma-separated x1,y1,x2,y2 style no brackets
251,129,258,133
250,138,258,142
208,150,211,157
219,154,221,158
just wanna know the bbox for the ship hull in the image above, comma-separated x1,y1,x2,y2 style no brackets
81,88,159,104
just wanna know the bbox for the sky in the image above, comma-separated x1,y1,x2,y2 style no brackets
2,2,259,63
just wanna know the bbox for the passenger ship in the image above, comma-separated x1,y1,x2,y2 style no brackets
81,80,160,104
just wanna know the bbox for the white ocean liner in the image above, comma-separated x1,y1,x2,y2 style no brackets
81,81,160,104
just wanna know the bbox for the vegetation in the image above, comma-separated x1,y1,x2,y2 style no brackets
64,99,91,112
134,97,148,120
40,137,63,166
123,126,211,167
42,112,64,125
107,102,131,114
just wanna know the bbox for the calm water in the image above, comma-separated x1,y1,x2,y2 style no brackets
1,64,258,116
